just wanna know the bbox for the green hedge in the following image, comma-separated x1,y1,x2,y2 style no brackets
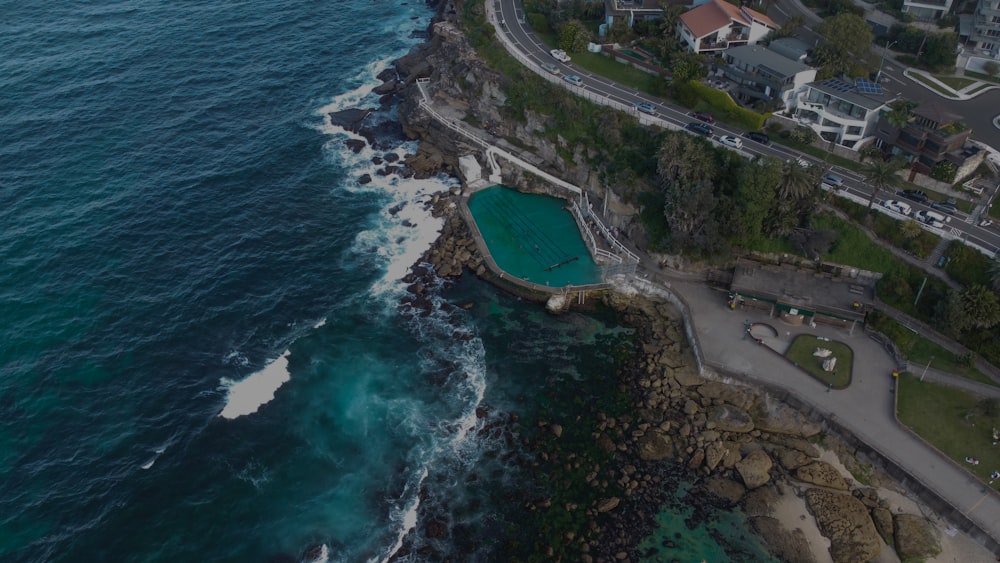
944,240,993,287
685,81,769,130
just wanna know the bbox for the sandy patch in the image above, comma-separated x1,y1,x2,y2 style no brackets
769,487,833,563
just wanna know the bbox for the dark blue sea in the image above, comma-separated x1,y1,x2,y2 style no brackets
0,1,777,561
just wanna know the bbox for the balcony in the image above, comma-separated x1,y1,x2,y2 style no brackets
698,39,729,51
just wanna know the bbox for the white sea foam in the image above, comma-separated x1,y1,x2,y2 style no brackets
378,467,428,563
218,350,292,419
140,458,155,470
313,317,326,329
304,544,329,563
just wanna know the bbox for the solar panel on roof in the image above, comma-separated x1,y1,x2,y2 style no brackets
821,78,853,93
855,78,883,95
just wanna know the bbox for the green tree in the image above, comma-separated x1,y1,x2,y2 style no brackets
558,20,590,53
814,14,874,78
724,156,781,244
900,219,922,240
984,61,1000,79
670,51,708,82
920,32,958,70
656,133,719,252
963,285,1000,330
990,259,1000,292
777,160,817,200
861,159,902,213
884,99,916,128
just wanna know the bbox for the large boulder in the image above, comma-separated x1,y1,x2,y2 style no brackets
707,404,755,433
795,461,849,490
750,516,818,563
764,434,820,458
805,489,881,563
736,450,773,489
637,429,674,461
705,441,728,471
893,513,940,561
871,507,894,546
773,446,812,470
753,399,821,437
671,365,704,387
697,381,757,410
703,476,746,504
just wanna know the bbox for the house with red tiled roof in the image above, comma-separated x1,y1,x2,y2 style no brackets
676,0,777,54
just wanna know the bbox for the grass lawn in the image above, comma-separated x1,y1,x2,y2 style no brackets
869,313,996,386
786,335,853,388
897,372,1000,484
965,70,1000,85
965,82,996,96
533,32,667,96
933,75,976,91
909,73,957,96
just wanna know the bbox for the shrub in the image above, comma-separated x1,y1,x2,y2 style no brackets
931,161,957,183
944,240,992,287
789,125,818,144
685,81,769,130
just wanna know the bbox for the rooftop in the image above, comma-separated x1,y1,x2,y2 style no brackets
726,44,812,78
768,37,812,62
730,259,878,321
679,0,776,38
808,79,891,111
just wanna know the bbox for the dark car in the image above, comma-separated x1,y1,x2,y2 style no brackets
693,112,715,124
930,200,959,215
685,122,713,136
746,131,770,145
897,189,929,204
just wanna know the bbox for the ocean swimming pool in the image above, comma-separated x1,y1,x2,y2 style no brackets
467,186,603,287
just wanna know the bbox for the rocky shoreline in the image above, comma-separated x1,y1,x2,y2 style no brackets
395,191,956,563
327,2,986,560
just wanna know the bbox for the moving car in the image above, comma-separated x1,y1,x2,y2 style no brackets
563,74,583,86
635,101,656,115
881,199,912,216
897,189,929,204
693,112,715,123
915,209,949,228
540,62,561,76
550,49,570,63
719,135,742,149
746,131,770,145
930,200,958,215
685,122,713,136
821,173,844,188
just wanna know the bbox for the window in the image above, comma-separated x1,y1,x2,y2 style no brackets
847,126,862,135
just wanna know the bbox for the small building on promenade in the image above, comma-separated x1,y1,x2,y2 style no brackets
729,258,879,331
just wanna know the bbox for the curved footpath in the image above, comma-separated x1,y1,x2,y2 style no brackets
476,0,1000,550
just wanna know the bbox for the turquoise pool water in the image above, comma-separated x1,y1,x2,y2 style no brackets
468,186,603,287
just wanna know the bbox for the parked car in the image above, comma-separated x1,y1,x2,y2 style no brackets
915,209,949,228
540,62,561,76
719,135,742,149
821,173,844,188
685,122,713,136
635,101,656,115
881,199,912,216
930,200,958,215
550,49,570,63
745,131,770,145
897,189,929,204
693,112,715,124
563,74,583,86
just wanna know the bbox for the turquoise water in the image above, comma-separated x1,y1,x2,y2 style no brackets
468,186,603,287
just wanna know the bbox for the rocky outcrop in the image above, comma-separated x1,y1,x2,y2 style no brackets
795,461,849,490
697,381,757,410
753,399,822,438
805,489,881,563
750,516,818,563
871,507,894,546
893,513,940,561
636,429,674,461
736,450,773,489
703,476,746,504
706,404,754,433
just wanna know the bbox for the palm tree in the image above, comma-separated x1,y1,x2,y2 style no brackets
862,159,902,213
777,159,817,200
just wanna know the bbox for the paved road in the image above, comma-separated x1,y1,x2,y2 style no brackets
494,0,1000,255
490,0,1000,546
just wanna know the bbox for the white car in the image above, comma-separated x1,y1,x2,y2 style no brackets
882,199,912,216
550,49,570,63
915,210,949,228
719,135,743,150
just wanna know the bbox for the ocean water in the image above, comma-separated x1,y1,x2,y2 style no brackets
1,1,776,561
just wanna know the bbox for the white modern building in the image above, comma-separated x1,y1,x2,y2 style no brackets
676,0,777,54
719,45,816,109
902,0,955,22
968,0,1000,58
792,78,896,150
